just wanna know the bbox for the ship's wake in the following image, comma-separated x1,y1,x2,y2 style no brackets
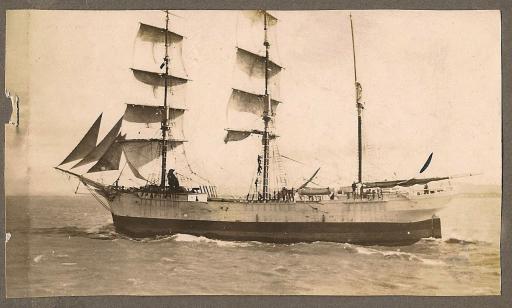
50,223,491,264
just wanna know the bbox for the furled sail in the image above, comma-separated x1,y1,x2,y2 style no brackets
363,177,450,189
224,129,252,143
59,114,102,166
72,117,123,169
224,128,277,143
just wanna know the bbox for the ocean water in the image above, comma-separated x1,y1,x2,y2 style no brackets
5,195,501,297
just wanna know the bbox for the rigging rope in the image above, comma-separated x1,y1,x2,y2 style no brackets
83,183,112,213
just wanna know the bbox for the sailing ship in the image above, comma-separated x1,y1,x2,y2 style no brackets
57,11,460,245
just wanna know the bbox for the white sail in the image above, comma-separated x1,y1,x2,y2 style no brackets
128,18,189,109
133,22,187,78
228,88,281,118
236,11,280,63
128,68,188,108
121,140,191,185
234,48,282,99
121,103,185,140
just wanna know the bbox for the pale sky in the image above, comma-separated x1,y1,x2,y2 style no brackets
5,10,501,196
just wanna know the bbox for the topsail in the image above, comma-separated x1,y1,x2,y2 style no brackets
133,22,187,79
236,11,280,62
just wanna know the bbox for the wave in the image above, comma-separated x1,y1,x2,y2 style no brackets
340,243,446,266
170,233,254,247
33,254,44,263
110,233,257,247
444,237,477,245
29,224,119,241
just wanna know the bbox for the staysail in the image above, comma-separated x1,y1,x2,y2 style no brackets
59,114,102,166
72,117,123,169
88,134,125,173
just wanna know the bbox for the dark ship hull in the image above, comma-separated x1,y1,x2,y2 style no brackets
102,189,450,246
112,214,441,246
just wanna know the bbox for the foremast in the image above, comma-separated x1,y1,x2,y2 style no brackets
160,10,171,188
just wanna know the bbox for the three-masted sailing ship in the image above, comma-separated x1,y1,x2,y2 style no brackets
57,11,458,245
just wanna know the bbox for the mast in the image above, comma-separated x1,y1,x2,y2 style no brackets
262,11,271,201
161,10,170,187
350,13,363,184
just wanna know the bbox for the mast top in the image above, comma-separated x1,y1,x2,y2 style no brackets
350,13,358,85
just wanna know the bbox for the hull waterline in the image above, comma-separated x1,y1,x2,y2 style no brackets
111,214,442,246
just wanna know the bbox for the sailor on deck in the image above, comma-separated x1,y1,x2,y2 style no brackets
167,169,180,191
356,182,363,199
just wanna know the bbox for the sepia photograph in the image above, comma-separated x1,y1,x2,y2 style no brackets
4,9,501,297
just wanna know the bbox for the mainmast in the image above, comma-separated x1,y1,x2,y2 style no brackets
262,11,271,201
224,10,283,200
350,13,363,184
160,10,171,187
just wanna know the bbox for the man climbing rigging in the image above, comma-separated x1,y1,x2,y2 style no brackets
257,155,262,175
